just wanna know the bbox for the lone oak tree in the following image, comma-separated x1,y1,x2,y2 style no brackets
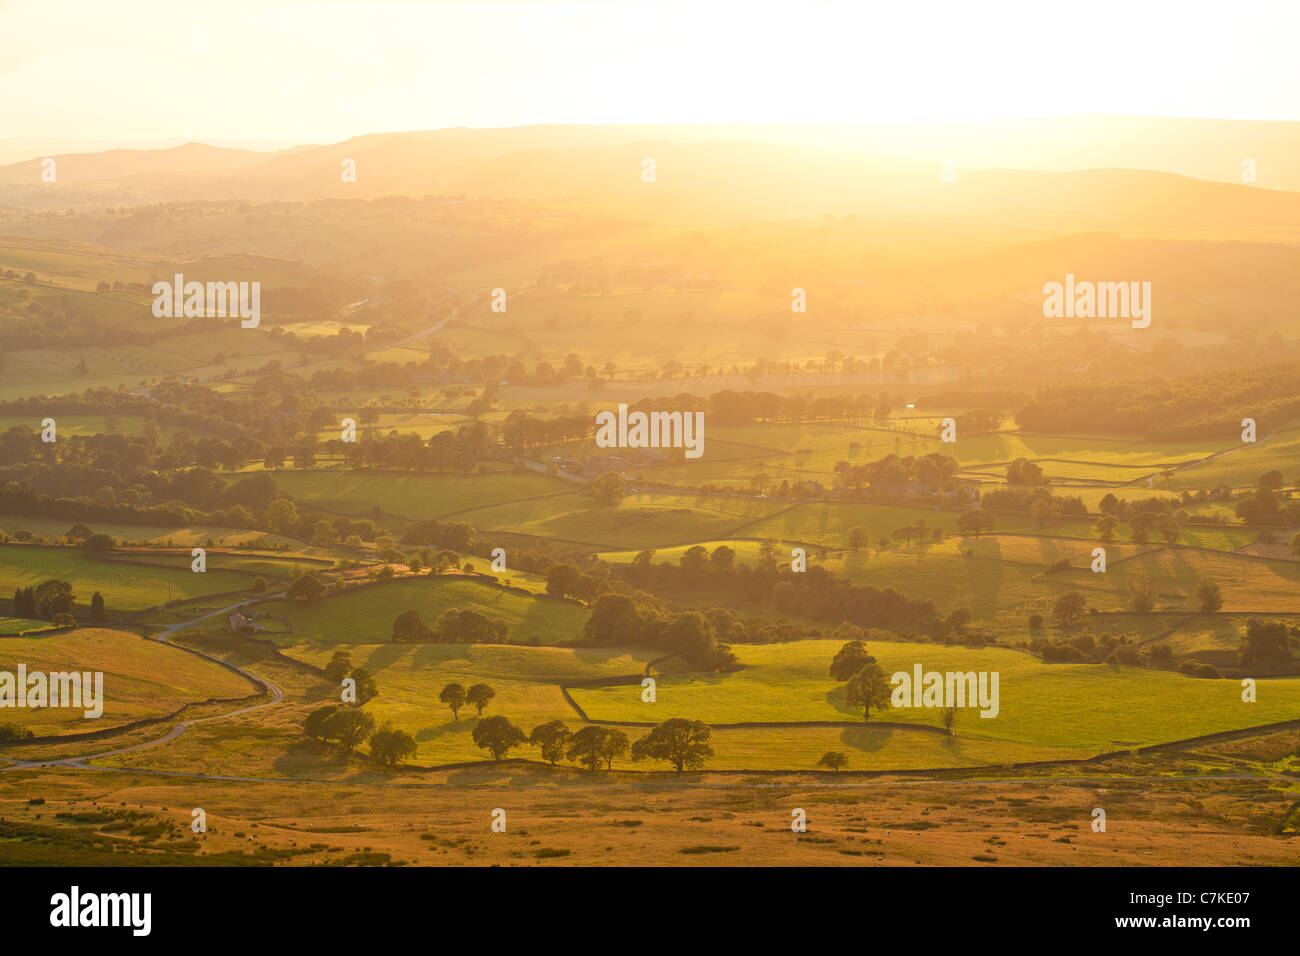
845,661,891,721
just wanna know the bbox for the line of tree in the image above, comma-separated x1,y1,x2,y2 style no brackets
832,452,959,494
470,716,714,772
10,580,74,620
1014,362,1300,440
302,704,416,769
394,608,508,644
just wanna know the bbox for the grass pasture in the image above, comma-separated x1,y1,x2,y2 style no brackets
0,516,306,550
568,640,1300,751
0,544,253,611
261,575,588,647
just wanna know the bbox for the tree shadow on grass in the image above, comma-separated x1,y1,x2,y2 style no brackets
838,724,896,755
443,759,570,787
358,643,418,671
271,739,353,776
824,685,853,717
415,718,473,743
409,643,473,667
571,645,657,667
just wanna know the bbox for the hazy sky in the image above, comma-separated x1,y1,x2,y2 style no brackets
4,0,1298,145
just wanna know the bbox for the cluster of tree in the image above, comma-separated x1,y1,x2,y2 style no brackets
331,422,497,471
608,546,948,638
323,651,379,703
544,561,608,602
827,639,892,721
739,475,832,501
401,521,586,595
587,471,627,505
1046,592,1090,628
583,596,739,671
1028,631,1146,665
832,453,959,494
0,722,35,744
0,479,236,532
1238,618,1296,666
774,567,946,636
393,608,509,644
499,409,599,450
0,470,375,544
1029,617,1294,672
1014,362,1300,440
472,716,714,772
707,390,908,425
1005,458,1047,485
10,580,75,620
1096,492,1237,522
286,572,329,601
980,487,1087,520
1234,486,1300,526
1093,510,1182,545
303,705,416,769
0,387,501,503
529,721,627,769
398,517,476,552
956,509,998,536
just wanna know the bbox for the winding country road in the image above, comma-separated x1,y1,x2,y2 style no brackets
1,596,286,771
362,290,478,355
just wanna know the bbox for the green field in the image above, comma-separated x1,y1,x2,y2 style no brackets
1163,431,1300,490
104,549,331,580
568,640,1300,750
261,575,589,647
0,544,254,611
